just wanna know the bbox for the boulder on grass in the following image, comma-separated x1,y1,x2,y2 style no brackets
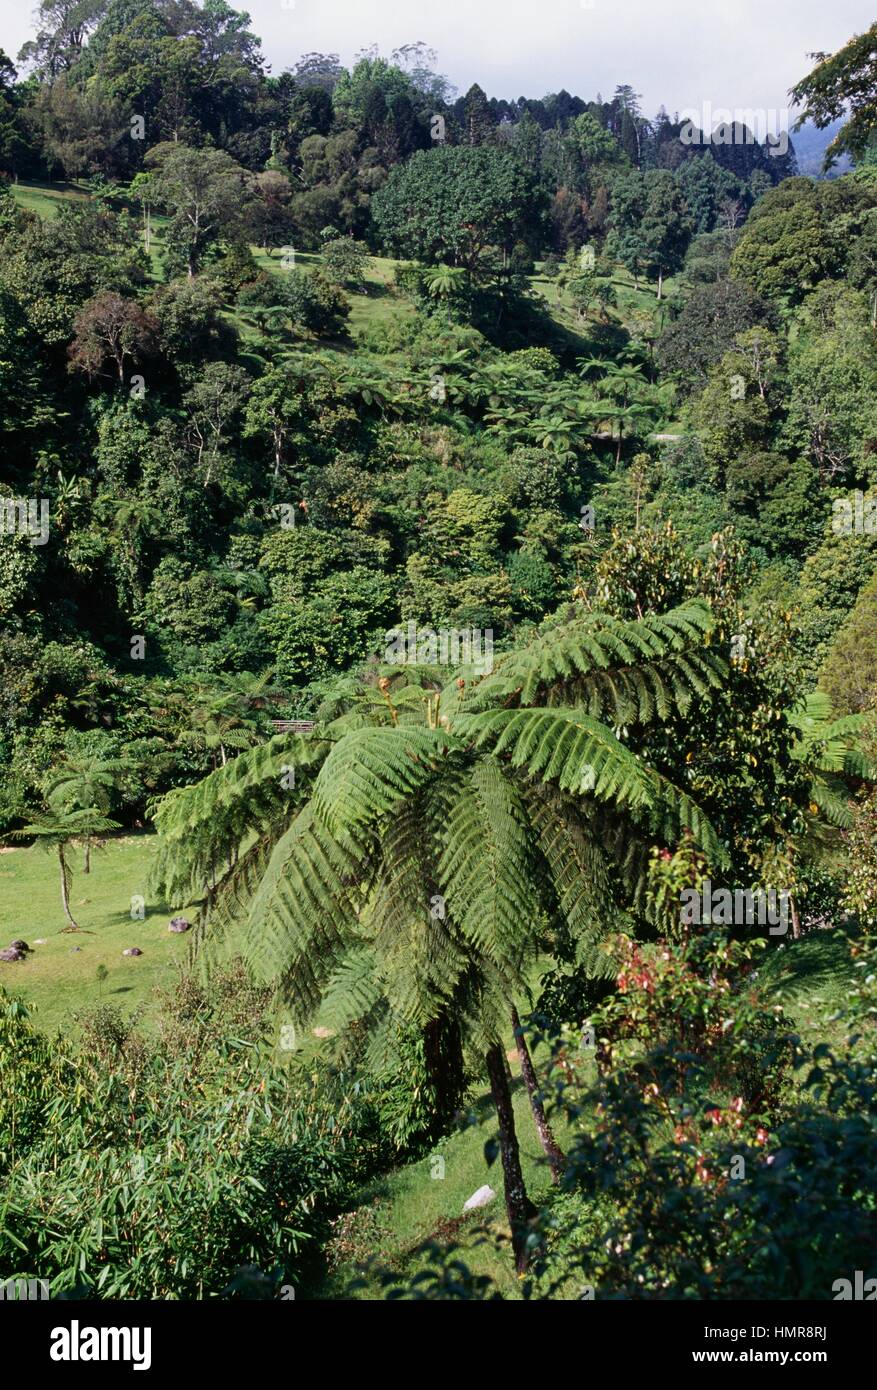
9,939,30,953
463,1184,496,1212
0,946,26,962
123,947,143,957
168,917,190,934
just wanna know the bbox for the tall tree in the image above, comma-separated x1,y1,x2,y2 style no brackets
43,748,130,871
152,601,728,1269
8,808,119,928
372,145,542,280
67,290,158,385
145,142,253,276
791,22,877,168
17,0,105,78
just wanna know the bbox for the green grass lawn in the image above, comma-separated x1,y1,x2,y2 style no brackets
0,832,195,1036
10,178,92,219
251,244,412,338
531,261,679,341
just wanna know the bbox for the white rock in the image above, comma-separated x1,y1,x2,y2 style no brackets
463,1184,496,1212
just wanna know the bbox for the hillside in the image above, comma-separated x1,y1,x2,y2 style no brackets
1,2,877,1327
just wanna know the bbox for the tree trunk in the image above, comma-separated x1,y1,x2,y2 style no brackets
485,1043,537,1274
511,1006,565,1182
83,837,91,874
58,844,79,931
423,1011,465,1141
790,894,801,940
657,268,663,300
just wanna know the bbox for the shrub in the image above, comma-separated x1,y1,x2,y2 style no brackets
0,971,381,1298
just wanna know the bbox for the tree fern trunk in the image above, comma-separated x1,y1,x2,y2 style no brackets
511,1006,565,1182
424,1012,465,1141
790,894,801,940
58,844,79,931
485,1043,537,1273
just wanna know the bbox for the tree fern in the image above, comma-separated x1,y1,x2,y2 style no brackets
467,599,726,724
439,760,542,981
789,691,874,838
241,803,371,1017
150,598,733,1267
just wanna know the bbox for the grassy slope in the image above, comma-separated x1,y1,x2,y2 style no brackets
0,833,194,1036
10,179,91,219
10,180,411,341
249,246,413,338
9,180,666,362
319,1076,577,1301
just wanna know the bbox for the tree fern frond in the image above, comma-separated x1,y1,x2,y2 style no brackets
367,795,469,1023
808,775,855,830
640,765,730,871
521,782,620,954
313,726,464,834
241,803,371,1018
150,733,332,902
466,600,722,721
438,760,541,981
194,834,280,974
319,947,384,1033
457,706,656,810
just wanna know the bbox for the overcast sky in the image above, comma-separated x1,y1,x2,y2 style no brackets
5,0,875,123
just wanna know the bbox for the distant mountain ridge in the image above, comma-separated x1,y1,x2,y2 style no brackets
791,119,853,177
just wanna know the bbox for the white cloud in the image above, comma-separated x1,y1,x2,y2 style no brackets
4,0,874,120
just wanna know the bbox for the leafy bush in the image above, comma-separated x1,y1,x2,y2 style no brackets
0,970,383,1298
237,269,349,338
531,931,877,1299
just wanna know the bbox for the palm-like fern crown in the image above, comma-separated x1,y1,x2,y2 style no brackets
788,690,874,834
151,599,729,1046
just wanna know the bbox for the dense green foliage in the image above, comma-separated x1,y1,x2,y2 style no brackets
2,4,877,1304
